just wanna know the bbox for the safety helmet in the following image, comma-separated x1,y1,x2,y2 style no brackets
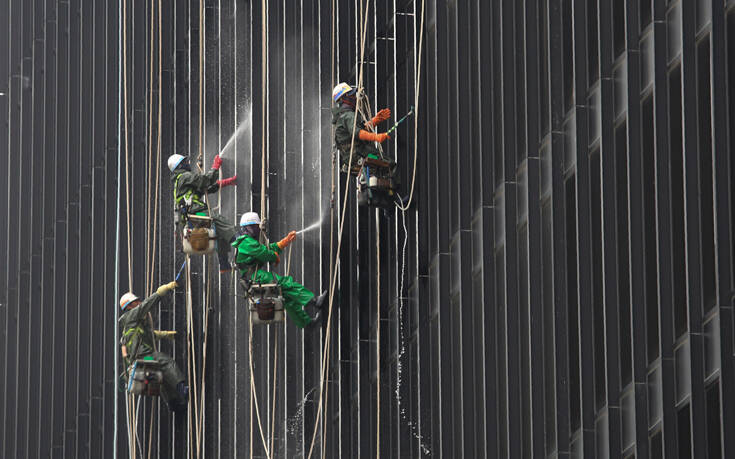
167,154,186,172
240,211,261,226
332,82,355,103
119,292,140,311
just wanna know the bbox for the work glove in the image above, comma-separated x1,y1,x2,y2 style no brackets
154,330,177,340
156,281,178,296
369,108,391,127
273,253,281,267
277,231,297,250
217,175,237,188
211,155,223,170
358,130,390,143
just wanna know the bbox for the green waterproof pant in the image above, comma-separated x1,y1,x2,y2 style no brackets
253,269,315,328
143,351,186,408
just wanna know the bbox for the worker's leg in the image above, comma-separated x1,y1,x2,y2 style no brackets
151,351,187,409
266,271,315,328
211,213,236,269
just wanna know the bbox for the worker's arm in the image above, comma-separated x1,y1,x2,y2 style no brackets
124,293,163,322
238,236,281,264
178,169,220,194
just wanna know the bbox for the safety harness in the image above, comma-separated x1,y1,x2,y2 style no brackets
173,173,206,208
121,325,152,365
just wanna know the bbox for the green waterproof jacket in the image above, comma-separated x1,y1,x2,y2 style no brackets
171,165,220,213
232,234,282,279
331,105,380,166
119,293,162,361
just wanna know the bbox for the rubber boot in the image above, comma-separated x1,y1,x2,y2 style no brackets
168,382,189,413
305,291,327,327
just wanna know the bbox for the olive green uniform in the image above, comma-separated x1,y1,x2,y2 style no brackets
331,105,382,168
171,165,237,261
119,292,185,407
232,234,314,328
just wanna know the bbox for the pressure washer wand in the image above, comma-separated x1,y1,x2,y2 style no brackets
175,260,187,282
386,105,415,136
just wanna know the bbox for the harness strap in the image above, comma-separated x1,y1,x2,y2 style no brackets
174,173,206,207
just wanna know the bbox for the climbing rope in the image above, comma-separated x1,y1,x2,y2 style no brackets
394,0,425,213
307,0,372,456
243,1,276,457
320,0,338,453
119,0,139,455
375,209,381,458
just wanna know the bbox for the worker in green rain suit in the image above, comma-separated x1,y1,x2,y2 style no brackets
118,282,188,412
167,153,238,272
233,212,327,328
331,82,394,169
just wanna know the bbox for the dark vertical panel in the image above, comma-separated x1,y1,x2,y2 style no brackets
706,380,722,459
52,0,70,455
548,1,570,455
651,1,678,455
590,149,607,410
696,36,716,314
681,0,707,455
16,0,34,455
542,198,556,455
0,0,8,448
598,0,623,454
526,158,545,458
39,0,58,455
678,404,692,459
712,5,735,457
669,64,687,338
624,3,650,454
565,175,580,435
616,121,632,387
641,95,660,363
571,1,595,455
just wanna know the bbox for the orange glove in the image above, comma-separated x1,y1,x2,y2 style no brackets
358,130,390,143
273,253,281,267
369,108,391,127
277,231,297,249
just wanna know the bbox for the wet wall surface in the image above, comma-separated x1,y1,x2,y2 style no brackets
4,1,735,458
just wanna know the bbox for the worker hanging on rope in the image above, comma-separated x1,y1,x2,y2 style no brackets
233,212,327,328
331,82,403,208
168,153,238,272
118,281,188,412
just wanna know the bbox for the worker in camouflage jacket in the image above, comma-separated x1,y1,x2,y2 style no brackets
331,82,398,167
118,282,188,412
233,212,326,329
167,153,237,272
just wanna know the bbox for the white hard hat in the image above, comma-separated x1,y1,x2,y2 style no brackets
119,292,140,311
332,82,354,103
240,211,261,226
167,154,186,172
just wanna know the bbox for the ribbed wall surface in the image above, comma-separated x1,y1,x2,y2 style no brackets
3,1,735,458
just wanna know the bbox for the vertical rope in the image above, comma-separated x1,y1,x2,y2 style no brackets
375,210,381,459
269,325,279,456
307,0,372,456
114,0,124,454
394,0,425,212
145,0,155,296
122,0,132,292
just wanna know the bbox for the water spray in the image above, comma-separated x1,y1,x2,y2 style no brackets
218,109,252,158
295,219,322,235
